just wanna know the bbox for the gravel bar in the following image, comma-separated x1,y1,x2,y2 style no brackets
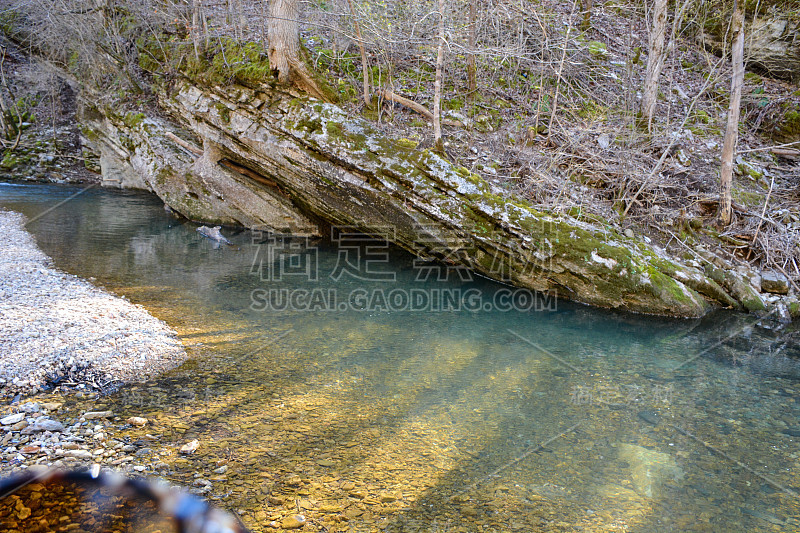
0,210,186,398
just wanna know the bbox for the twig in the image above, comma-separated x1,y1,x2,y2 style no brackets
773,262,800,293
737,140,800,154
746,175,773,260
662,227,705,263
622,56,723,218
546,0,578,142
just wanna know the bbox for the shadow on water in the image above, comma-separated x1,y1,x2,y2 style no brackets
2,182,799,532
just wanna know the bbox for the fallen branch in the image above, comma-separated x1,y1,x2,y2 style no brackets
774,262,800,294
378,89,463,127
736,140,800,155
771,148,799,159
165,132,202,156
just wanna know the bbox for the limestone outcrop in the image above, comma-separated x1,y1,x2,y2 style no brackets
701,3,800,82
78,79,766,317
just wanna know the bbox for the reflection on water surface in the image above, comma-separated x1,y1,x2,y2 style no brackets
2,182,799,532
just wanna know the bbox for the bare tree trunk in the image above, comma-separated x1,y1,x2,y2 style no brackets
719,2,745,226
641,0,668,133
547,0,578,140
467,0,476,102
0,47,22,150
191,0,202,60
0,47,13,143
433,0,445,151
268,0,329,101
346,0,371,107
268,0,298,85
228,0,246,40
580,0,593,31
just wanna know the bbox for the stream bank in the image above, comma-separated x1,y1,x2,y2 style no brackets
0,209,186,400
0,206,187,497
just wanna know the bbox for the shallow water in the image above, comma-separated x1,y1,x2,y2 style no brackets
2,181,800,532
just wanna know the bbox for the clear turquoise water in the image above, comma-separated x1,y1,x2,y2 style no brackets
2,181,799,532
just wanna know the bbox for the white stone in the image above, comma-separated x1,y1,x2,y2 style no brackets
180,439,199,455
64,449,93,460
1,413,25,425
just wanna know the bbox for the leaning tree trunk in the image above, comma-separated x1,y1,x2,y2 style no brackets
267,0,329,101
719,2,745,226
640,0,668,133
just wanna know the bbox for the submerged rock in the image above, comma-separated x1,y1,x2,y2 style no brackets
196,225,231,245
281,514,307,529
83,410,114,420
637,410,660,426
126,416,148,427
617,443,683,498
180,439,200,454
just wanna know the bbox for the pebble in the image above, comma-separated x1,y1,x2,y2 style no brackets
83,411,114,420
0,413,24,425
461,506,478,517
281,514,307,529
20,402,40,413
180,439,200,454
637,410,660,426
127,416,148,427
63,449,93,459
22,418,65,433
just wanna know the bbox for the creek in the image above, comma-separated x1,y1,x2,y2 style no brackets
2,181,799,532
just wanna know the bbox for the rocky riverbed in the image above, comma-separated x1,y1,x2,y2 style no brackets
0,400,157,476
0,208,187,477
